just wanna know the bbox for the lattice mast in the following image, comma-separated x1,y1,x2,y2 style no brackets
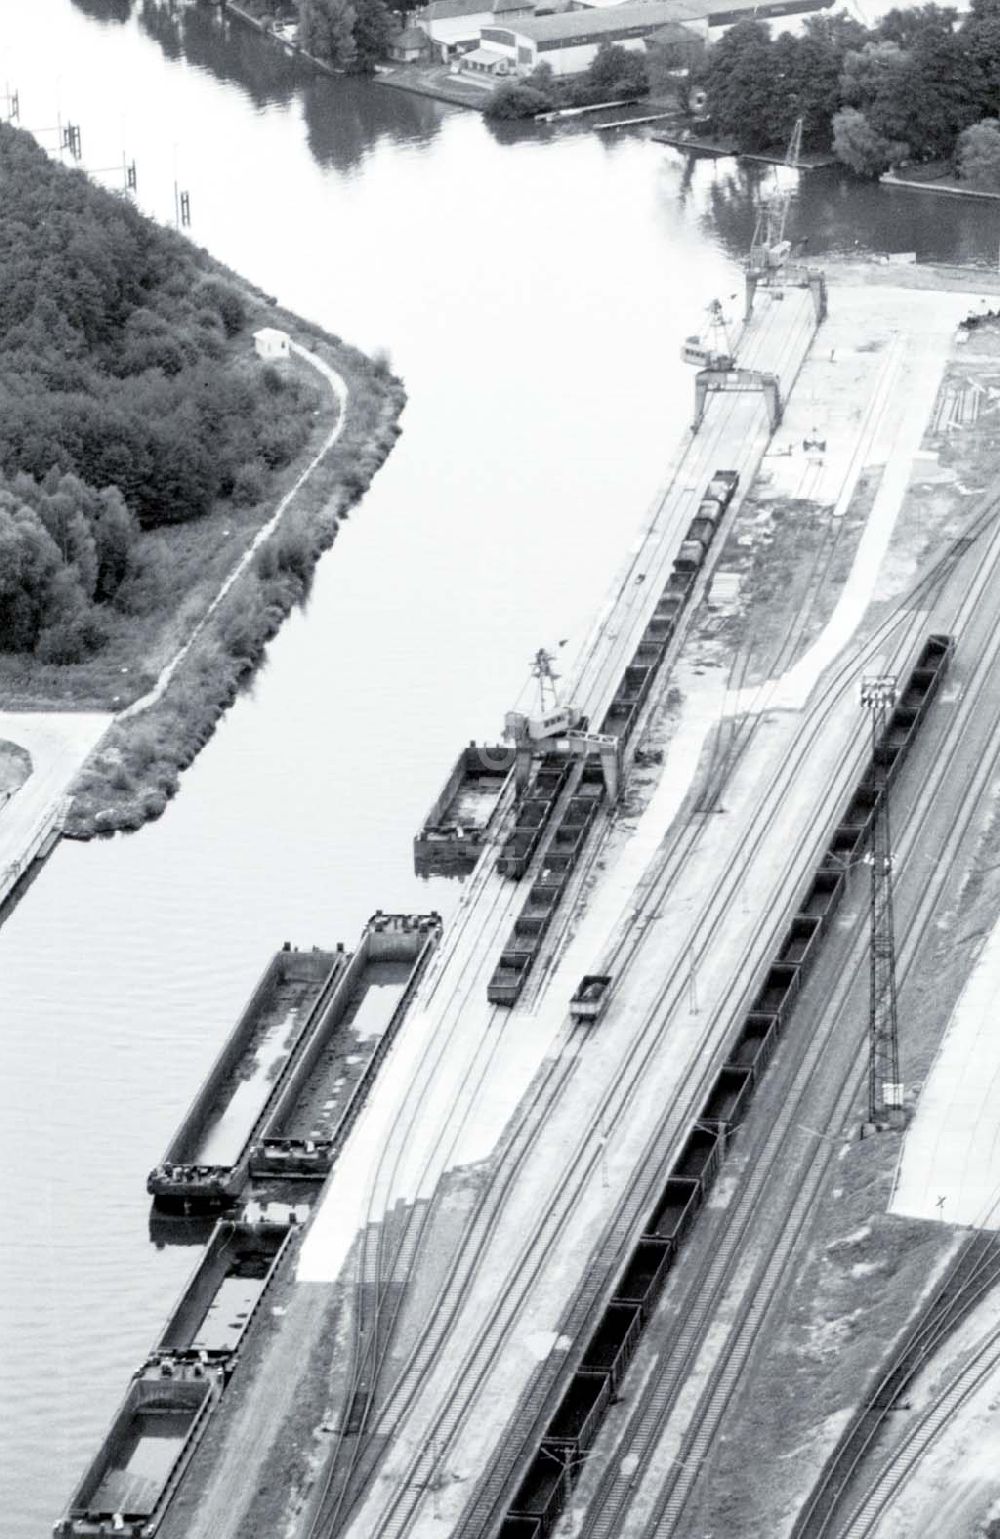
861,676,902,1127
531,647,561,715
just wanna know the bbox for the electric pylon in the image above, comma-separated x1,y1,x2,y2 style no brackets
861,676,903,1128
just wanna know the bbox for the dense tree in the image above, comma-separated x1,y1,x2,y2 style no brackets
874,3,957,48
831,105,908,176
353,0,393,70
700,21,781,149
298,0,359,68
957,117,1000,187
585,43,649,98
700,4,1000,163
0,123,319,663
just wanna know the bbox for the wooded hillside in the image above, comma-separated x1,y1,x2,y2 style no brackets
0,122,318,663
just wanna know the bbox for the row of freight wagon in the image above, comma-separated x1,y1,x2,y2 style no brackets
496,633,954,1539
488,761,606,1004
486,470,741,1008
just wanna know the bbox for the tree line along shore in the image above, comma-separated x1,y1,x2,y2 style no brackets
0,122,405,837
697,1,1000,184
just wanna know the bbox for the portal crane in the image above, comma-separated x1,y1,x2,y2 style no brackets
744,117,827,324
747,117,802,282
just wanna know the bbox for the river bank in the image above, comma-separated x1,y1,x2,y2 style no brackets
64,299,404,838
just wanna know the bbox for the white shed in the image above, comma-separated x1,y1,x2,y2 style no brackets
254,327,291,361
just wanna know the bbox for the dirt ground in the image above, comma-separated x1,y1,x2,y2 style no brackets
677,319,1000,1539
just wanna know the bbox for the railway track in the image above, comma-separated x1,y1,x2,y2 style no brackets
796,1213,1000,1536
838,1299,1000,1537
325,472,1000,1538
446,493,1000,1539
343,616,938,1538
300,289,847,1537
568,504,1000,1539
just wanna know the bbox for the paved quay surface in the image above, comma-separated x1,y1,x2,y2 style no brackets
159,278,988,1539
0,711,110,904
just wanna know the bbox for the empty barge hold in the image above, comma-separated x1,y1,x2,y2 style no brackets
413,742,515,877
54,1361,223,1538
147,946,344,1213
495,634,953,1537
249,911,441,1180
149,1219,294,1369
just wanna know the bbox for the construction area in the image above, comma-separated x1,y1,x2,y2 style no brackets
55,162,1000,1539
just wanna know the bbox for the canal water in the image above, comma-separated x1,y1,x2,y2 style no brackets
1,1,998,1531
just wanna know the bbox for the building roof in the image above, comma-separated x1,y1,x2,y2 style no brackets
420,0,490,19
463,44,509,60
393,24,429,44
493,0,534,13
482,0,830,39
649,17,701,39
253,327,290,342
493,0,702,43
705,0,832,22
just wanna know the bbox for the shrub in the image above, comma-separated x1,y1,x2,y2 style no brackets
274,517,316,584
197,279,247,338
232,459,269,507
485,82,553,120
957,117,1000,189
832,105,908,175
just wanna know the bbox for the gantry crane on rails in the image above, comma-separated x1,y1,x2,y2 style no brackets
744,117,827,325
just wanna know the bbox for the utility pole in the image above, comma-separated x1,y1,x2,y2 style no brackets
61,121,82,160
174,181,191,228
861,676,903,1130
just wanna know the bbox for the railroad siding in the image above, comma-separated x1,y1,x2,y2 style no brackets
489,469,742,1008
491,633,954,1538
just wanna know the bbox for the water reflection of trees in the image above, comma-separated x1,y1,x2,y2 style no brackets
140,0,302,106
696,155,1000,266
70,0,134,21
130,0,444,174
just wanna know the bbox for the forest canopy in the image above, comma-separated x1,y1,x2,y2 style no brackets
698,0,1000,177
0,123,318,663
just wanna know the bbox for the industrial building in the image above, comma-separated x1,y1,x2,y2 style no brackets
471,0,831,76
479,0,694,75
414,0,534,60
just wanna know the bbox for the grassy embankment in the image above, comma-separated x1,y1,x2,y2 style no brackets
63,308,404,836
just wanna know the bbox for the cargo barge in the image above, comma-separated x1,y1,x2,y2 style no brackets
54,1361,224,1538
149,1219,294,1368
150,916,441,1209
147,946,344,1213
250,911,441,1180
413,743,515,877
60,914,442,1538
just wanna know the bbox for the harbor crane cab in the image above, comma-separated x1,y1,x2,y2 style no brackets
504,647,587,744
505,648,622,800
681,298,737,372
